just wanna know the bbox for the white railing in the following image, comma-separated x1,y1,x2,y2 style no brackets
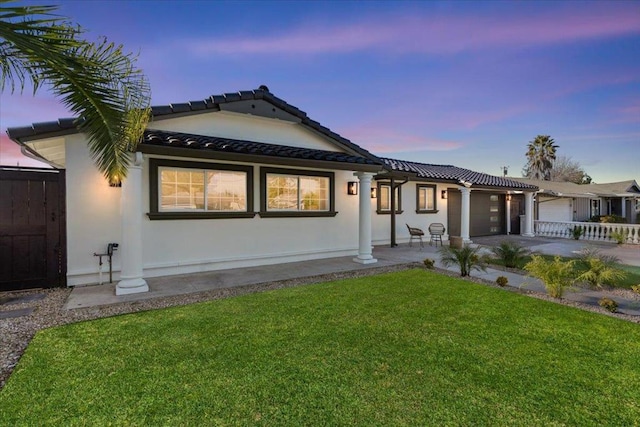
534,220,640,245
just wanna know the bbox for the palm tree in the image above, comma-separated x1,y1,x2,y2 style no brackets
0,2,150,182
523,135,558,180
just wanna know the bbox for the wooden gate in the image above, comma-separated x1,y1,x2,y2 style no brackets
0,168,66,291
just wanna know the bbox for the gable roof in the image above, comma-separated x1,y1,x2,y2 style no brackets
141,129,381,172
511,178,640,198
6,86,380,163
380,158,538,190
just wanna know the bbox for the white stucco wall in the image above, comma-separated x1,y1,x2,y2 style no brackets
62,113,364,286
371,182,449,246
538,197,572,222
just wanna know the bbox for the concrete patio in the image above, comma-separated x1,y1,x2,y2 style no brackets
63,235,640,315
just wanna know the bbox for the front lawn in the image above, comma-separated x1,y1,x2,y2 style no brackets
1,270,639,425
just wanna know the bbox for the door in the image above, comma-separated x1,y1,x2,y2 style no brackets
510,196,523,234
0,168,66,291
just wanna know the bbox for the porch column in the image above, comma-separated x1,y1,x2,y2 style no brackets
621,197,626,219
522,191,535,237
505,194,511,234
353,172,377,264
116,152,149,295
460,186,472,243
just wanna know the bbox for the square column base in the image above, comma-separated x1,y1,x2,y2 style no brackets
116,278,149,295
353,257,378,265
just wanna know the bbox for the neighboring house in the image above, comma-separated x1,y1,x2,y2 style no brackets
512,178,640,224
4,87,537,293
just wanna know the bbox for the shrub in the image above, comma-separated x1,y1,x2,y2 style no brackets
569,226,583,240
490,241,530,268
524,255,576,298
610,230,627,244
631,285,640,295
600,214,626,224
575,248,626,288
496,276,509,287
438,245,488,277
423,258,435,269
598,297,618,313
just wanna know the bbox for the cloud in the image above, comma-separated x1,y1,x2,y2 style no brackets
185,5,640,56
0,134,50,167
341,125,464,153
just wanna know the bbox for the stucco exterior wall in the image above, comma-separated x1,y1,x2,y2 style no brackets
371,181,449,246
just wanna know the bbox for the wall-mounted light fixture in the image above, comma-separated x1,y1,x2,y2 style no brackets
506,194,512,201
108,175,122,188
370,187,377,198
347,181,358,195
441,190,447,199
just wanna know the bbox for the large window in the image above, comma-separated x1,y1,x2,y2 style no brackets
149,159,254,220
260,167,336,217
377,182,402,214
416,184,437,213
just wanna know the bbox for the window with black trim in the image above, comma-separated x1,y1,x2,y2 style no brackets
377,182,402,214
148,159,254,220
260,167,336,217
416,184,438,213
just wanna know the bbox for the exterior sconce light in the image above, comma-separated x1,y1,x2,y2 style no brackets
441,190,447,199
347,181,358,195
506,194,512,201
370,187,377,198
108,175,122,188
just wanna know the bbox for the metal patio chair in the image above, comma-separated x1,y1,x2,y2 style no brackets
406,224,425,248
428,223,445,247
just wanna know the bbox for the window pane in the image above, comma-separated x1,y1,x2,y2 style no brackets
267,174,299,210
206,171,246,211
380,185,390,210
490,195,499,202
160,168,204,210
300,176,329,211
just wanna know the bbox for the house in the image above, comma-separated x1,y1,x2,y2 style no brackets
4,87,538,293
512,178,640,224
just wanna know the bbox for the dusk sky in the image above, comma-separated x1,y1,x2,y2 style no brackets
1,0,639,182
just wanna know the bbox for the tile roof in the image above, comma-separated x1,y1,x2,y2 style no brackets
512,178,640,197
142,129,381,167
381,158,539,190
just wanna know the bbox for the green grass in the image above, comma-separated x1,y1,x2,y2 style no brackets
487,254,640,288
2,270,640,425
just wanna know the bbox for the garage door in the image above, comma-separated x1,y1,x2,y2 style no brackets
447,189,505,237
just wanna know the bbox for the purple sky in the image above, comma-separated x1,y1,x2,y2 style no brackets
1,0,639,182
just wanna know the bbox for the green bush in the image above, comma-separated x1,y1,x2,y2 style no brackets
610,230,627,244
438,245,488,277
524,255,576,298
490,241,530,268
576,248,627,288
423,258,435,269
496,276,509,287
598,297,618,313
600,214,626,224
631,285,640,295
569,226,583,240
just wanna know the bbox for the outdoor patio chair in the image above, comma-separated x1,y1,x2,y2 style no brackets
428,223,445,247
406,224,425,248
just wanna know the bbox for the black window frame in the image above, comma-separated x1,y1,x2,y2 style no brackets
260,167,337,218
148,158,255,220
376,181,403,214
416,184,438,214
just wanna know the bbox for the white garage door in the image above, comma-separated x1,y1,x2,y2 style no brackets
539,197,572,222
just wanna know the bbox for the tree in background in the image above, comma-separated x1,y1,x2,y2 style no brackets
549,155,592,184
522,135,558,180
0,2,150,183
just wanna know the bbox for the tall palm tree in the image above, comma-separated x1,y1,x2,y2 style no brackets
524,135,558,180
0,2,150,182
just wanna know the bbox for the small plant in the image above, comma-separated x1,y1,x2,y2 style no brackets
610,230,626,244
575,248,627,288
598,297,618,313
600,214,626,224
490,241,530,269
569,226,583,240
631,285,640,295
524,255,576,298
438,245,488,277
496,276,509,287
423,258,435,269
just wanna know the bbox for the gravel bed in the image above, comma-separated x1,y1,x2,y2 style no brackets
1,263,638,390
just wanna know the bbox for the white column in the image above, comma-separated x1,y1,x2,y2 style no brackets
116,152,149,295
506,194,511,234
621,197,626,218
460,186,472,243
353,172,377,264
522,191,535,237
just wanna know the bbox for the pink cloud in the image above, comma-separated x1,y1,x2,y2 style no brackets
0,93,71,129
340,125,464,153
0,134,50,168
186,6,640,56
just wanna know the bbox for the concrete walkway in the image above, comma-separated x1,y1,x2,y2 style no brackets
66,236,640,316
